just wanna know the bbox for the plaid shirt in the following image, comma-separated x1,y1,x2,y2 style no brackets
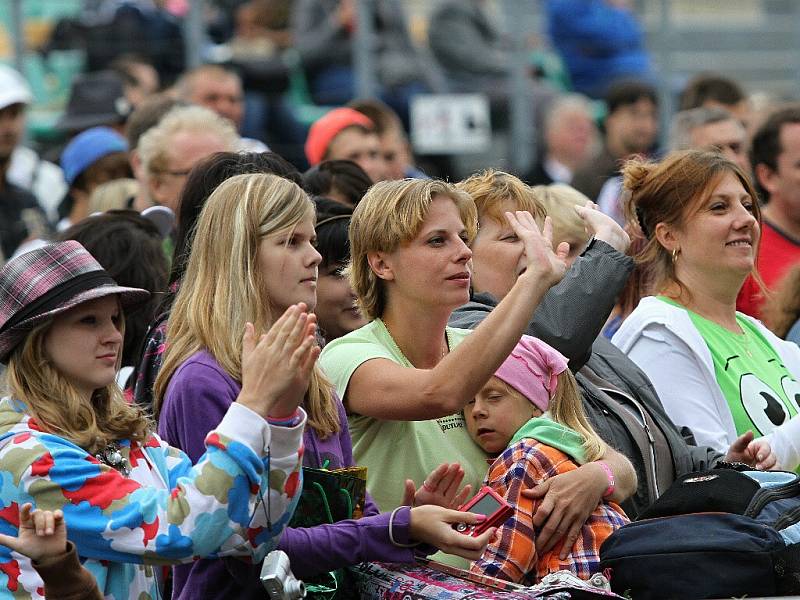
471,440,629,585
130,310,168,412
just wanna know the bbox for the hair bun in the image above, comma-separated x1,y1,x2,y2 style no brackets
620,157,656,237
621,158,653,195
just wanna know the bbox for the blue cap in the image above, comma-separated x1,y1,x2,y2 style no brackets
61,126,128,186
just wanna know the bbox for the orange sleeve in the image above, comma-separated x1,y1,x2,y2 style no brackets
470,444,564,584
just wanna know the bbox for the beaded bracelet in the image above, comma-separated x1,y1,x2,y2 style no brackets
597,461,616,498
267,409,303,427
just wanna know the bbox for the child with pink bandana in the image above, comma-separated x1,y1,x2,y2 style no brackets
465,335,629,585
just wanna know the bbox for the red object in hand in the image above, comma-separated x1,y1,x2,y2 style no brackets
453,486,513,537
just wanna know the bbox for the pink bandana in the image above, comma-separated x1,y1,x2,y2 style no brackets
494,335,569,412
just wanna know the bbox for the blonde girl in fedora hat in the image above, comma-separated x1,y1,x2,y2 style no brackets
0,240,312,600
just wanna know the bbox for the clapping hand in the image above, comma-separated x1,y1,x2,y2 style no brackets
401,463,472,508
237,304,320,419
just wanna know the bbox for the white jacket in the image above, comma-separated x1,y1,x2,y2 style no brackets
612,296,800,470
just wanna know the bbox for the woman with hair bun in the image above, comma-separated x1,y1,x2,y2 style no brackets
612,150,788,468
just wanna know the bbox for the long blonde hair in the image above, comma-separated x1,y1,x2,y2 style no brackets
5,318,151,454
548,370,606,462
154,173,339,437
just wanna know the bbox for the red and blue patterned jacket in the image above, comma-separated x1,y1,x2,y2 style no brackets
0,397,304,600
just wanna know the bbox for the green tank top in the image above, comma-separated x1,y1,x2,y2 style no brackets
658,296,800,437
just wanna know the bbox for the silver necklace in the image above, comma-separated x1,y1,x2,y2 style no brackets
95,442,131,476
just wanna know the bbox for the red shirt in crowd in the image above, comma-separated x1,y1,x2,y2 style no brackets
737,220,800,318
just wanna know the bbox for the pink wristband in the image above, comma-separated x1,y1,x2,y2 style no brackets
267,408,302,427
597,461,615,498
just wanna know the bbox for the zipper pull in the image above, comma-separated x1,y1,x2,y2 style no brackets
642,420,655,443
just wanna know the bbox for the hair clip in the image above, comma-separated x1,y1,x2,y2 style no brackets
635,206,649,238
316,214,351,229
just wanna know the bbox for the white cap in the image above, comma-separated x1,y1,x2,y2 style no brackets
141,205,175,239
0,65,32,110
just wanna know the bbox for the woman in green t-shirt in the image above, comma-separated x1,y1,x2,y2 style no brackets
320,179,638,553
613,150,789,468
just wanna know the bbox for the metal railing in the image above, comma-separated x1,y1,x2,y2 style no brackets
643,0,800,126
6,0,800,170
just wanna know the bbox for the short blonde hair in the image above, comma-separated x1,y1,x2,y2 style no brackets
534,183,591,247
348,178,477,320
456,169,546,225
137,105,238,179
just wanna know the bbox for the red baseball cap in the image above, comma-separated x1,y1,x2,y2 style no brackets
304,108,374,166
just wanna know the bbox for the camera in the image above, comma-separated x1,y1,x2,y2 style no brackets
260,550,306,599
453,486,514,537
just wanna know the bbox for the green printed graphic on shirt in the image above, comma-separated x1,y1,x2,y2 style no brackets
683,308,799,436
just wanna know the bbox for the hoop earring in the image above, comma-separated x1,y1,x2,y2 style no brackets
672,247,680,263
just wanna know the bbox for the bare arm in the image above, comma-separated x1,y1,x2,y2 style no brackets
346,213,568,420
523,445,636,558
601,444,637,502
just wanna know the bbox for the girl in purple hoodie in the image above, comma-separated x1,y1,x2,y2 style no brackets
154,172,494,600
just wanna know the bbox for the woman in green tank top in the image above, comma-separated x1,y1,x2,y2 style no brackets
612,150,794,469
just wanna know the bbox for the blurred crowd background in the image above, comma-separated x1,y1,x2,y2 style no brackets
0,0,797,181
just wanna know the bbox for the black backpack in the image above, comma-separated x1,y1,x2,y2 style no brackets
599,467,800,599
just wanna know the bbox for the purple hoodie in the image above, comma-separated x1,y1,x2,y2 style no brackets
159,350,417,600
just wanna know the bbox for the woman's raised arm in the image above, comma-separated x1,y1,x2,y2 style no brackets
335,213,568,420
